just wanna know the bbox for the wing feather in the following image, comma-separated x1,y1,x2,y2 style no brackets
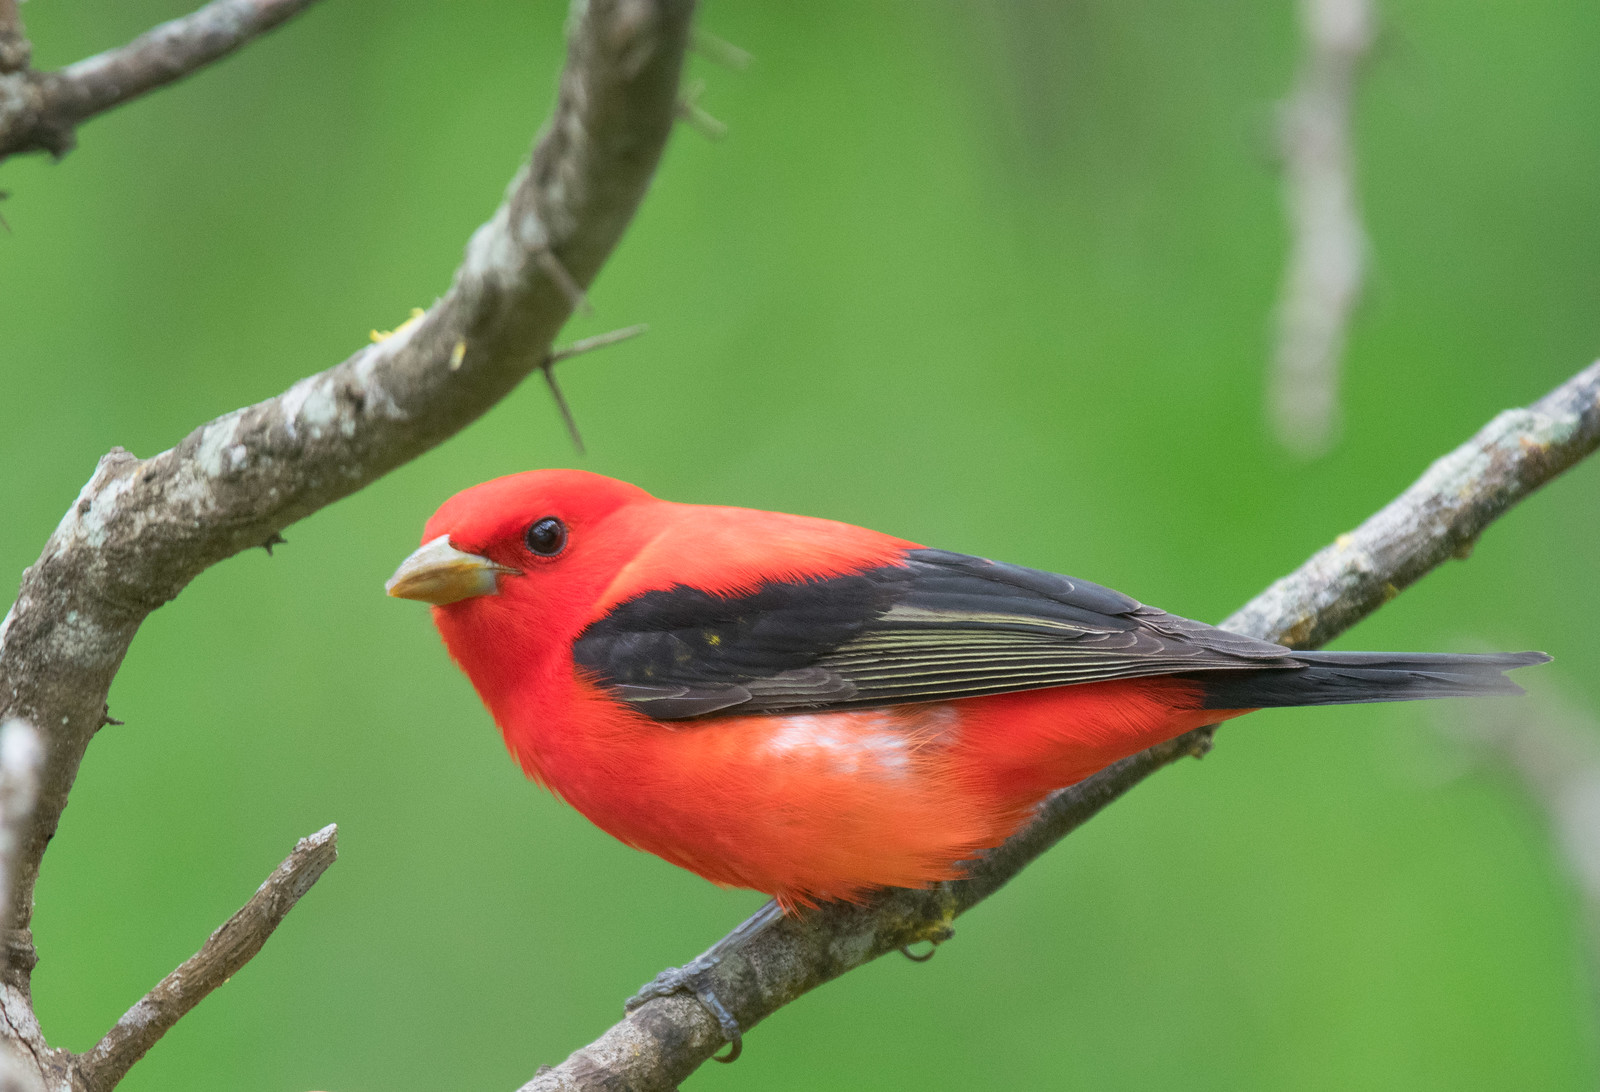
572,548,1301,720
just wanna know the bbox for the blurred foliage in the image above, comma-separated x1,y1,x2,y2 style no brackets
3,0,1600,1088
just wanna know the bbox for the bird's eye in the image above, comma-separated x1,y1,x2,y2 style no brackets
524,516,568,557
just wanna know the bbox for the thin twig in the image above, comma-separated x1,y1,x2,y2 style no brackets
1268,0,1374,456
523,360,1600,1092
540,323,650,454
0,0,324,161
70,825,337,1091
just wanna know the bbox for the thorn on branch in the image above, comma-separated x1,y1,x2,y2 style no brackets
540,364,584,456
677,79,727,141
691,28,751,71
537,324,650,456
98,706,123,729
260,532,287,556
546,323,649,367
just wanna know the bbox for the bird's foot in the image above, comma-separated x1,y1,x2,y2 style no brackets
624,899,785,1064
627,955,744,1062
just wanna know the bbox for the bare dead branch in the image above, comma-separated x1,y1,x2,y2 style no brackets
71,825,336,1092
525,359,1600,1092
0,0,324,162
1268,0,1374,456
548,324,650,367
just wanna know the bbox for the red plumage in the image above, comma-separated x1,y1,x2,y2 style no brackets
391,469,1541,910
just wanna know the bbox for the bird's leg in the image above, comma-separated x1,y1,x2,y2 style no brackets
625,898,786,1063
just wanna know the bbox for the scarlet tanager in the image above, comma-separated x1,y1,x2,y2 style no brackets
387,469,1546,910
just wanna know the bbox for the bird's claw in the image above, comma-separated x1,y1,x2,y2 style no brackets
627,958,744,1063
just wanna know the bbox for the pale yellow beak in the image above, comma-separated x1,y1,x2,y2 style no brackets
386,535,520,606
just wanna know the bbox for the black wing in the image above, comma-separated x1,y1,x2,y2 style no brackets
571,548,1302,720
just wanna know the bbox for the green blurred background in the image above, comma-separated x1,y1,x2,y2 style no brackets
4,0,1600,1087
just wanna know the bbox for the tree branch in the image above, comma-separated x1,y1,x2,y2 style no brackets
526,359,1600,1091
71,826,337,1092
1268,0,1374,456
0,0,693,1087
0,0,324,162
0,0,691,963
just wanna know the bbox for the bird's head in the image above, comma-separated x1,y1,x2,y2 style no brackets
387,469,659,683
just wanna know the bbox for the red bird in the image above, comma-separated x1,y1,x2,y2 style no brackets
388,470,1545,911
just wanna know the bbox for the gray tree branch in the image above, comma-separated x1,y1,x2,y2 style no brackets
1268,0,1374,456
71,825,338,1092
0,0,323,162
0,0,694,1087
526,359,1600,1092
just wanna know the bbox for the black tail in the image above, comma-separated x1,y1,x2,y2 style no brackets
1194,650,1551,710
